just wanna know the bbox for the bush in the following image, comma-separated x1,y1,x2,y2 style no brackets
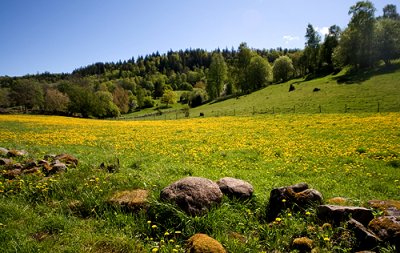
189,88,208,108
142,96,155,108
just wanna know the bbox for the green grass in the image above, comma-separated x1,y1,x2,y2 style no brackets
0,112,399,252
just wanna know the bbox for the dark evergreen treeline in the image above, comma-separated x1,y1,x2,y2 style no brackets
0,1,399,118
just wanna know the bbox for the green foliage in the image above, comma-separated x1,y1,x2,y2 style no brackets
273,55,294,83
9,79,44,110
207,52,228,100
160,90,177,107
247,55,272,90
44,88,69,113
189,88,208,108
374,18,400,65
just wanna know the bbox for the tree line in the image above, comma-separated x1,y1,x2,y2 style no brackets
0,1,399,118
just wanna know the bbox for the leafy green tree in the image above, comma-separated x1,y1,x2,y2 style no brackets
247,55,272,90
189,88,208,107
236,42,254,93
161,90,177,107
93,91,120,118
348,1,376,68
304,24,321,74
207,52,228,99
374,6,400,65
0,88,10,107
320,25,341,71
10,79,44,111
273,56,295,83
383,4,399,20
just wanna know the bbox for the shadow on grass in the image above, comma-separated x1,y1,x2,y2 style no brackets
334,62,400,85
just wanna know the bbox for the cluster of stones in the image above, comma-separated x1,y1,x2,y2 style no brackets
110,177,399,252
0,147,78,179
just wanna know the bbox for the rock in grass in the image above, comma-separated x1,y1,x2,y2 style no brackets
216,177,253,199
160,177,223,216
187,233,226,253
108,189,149,210
7,149,28,157
54,154,78,167
267,183,323,221
0,158,13,166
368,200,400,217
368,216,400,247
292,237,313,252
317,205,374,227
348,218,382,251
0,147,9,156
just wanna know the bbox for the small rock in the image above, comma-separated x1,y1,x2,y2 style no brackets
54,154,78,167
108,189,149,210
3,169,22,179
46,162,67,175
267,183,323,221
7,149,28,157
368,216,400,247
327,197,349,205
317,205,374,227
160,177,223,216
216,177,253,199
292,237,313,252
23,160,38,170
348,218,382,250
368,200,400,217
0,158,13,166
0,147,9,156
187,233,226,253
44,154,56,160
22,167,40,175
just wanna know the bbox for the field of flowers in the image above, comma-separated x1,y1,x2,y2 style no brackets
0,113,399,252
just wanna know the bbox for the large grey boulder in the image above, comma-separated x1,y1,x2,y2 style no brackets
160,177,223,216
216,177,253,199
369,216,400,248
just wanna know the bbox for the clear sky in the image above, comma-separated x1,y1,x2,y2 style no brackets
0,0,392,76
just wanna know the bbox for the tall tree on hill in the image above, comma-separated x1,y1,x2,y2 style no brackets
236,42,254,93
349,1,376,68
382,4,399,20
375,5,400,65
10,79,44,111
247,55,272,90
320,25,341,71
273,56,295,83
333,1,376,69
207,52,227,99
304,24,321,74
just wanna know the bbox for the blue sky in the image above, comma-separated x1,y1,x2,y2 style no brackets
0,0,392,76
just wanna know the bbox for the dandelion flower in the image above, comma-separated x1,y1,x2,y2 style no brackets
151,225,157,229
275,217,282,222
151,247,159,252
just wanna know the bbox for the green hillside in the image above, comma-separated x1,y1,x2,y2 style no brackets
124,63,400,120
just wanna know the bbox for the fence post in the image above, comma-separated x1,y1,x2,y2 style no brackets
345,104,348,113
252,106,255,115
234,109,236,116
377,101,380,113
293,105,296,113
272,107,275,114
319,105,322,113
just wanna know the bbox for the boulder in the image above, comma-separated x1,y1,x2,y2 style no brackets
292,237,313,252
369,216,400,247
3,169,22,179
108,189,149,210
327,197,349,205
0,158,12,166
368,200,400,217
160,177,223,216
348,218,382,251
7,149,28,157
54,154,78,167
0,147,9,156
187,233,226,253
267,183,323,220
216,177,253,199
317,205,374,227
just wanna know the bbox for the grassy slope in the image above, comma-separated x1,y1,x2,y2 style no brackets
125,64,400,119
189,65,400,117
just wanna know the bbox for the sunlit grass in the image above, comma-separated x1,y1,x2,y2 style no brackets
0,113,399,252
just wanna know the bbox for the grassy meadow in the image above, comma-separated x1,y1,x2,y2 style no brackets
1,113,399,252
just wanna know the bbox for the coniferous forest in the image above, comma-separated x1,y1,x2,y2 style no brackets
0,1,399,118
